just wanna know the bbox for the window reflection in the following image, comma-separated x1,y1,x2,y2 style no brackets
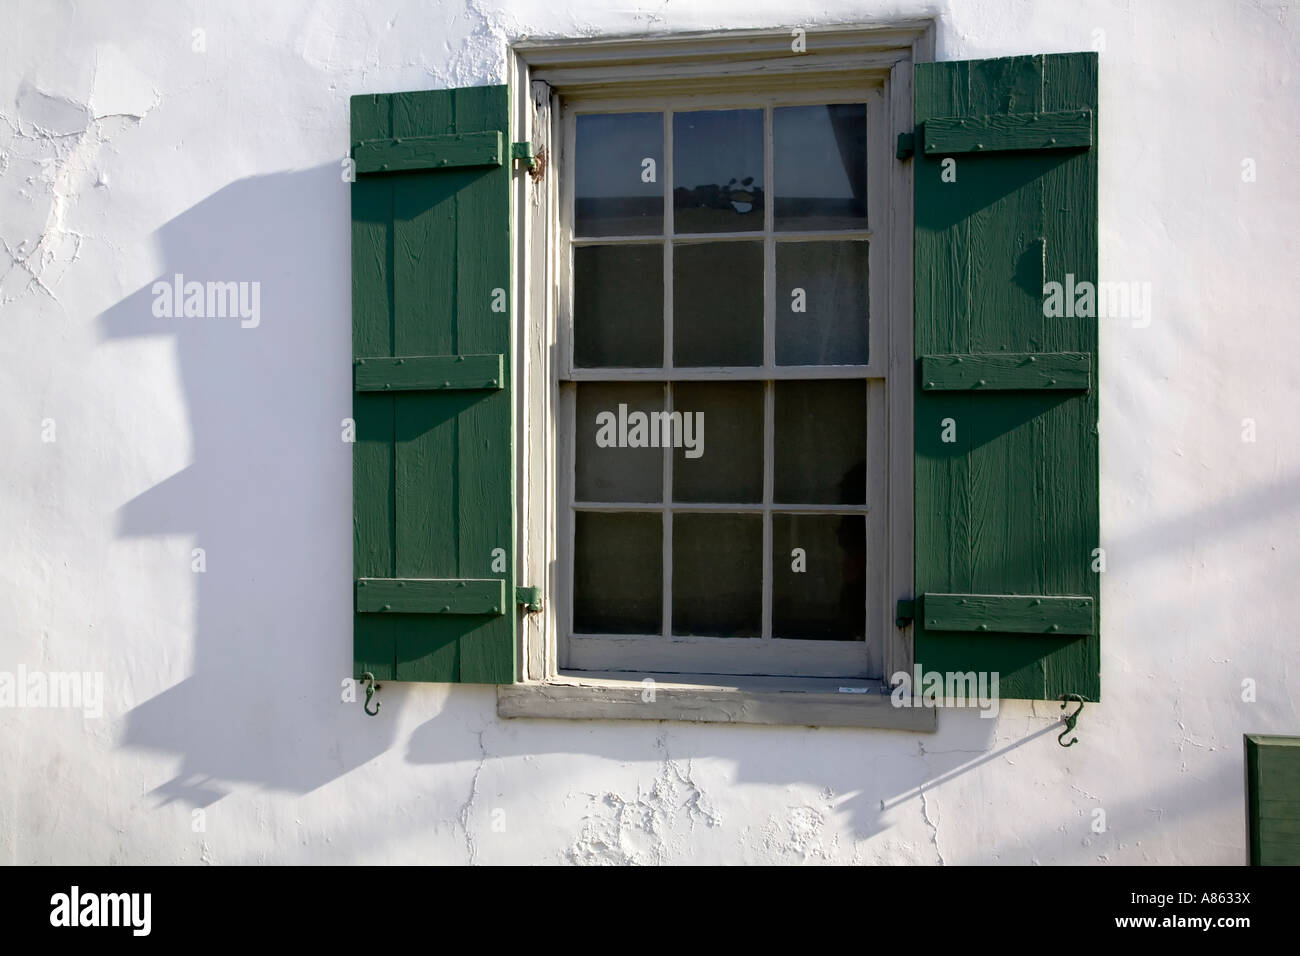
774,104,867,230
672,110,764,233
576,112,664,237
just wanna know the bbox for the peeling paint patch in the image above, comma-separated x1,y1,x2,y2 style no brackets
0,63,159,305
753,801,839,862
567,734,720,865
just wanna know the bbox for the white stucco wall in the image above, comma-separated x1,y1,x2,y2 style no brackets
1,0,1296,865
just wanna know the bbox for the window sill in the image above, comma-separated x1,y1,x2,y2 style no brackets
497,672,938,731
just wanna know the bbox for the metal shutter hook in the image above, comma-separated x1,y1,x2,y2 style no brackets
1057,693,1086,747
360,671,381,717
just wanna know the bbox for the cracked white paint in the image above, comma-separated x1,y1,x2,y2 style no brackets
2,0,1299,865
568,734,721,865
0,52,160,304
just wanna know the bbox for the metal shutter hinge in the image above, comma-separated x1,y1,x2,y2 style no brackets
896,131,915,160
895,599,915,628
511,141,538,171
516,586,542,613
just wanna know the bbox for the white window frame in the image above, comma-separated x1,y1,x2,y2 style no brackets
504,22,937,730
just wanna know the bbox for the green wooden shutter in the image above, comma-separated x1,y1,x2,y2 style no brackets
1245,735,1300,865
913,53,1099,700
351,86,516,684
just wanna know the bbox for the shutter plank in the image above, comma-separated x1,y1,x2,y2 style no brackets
351,94,398,680
452,85,516,684
395,89,465,683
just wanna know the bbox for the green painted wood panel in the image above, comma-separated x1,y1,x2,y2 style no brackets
356,578,506,615
354,354,503,392
923,109,1092,154
921,352,1090,391
922,594,1094,635
351,86,515,684
1246,735,1300,865
353,131,503,174
914,54,1099,700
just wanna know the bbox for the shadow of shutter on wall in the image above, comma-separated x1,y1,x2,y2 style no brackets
913,53,1099,700
350,86,515,684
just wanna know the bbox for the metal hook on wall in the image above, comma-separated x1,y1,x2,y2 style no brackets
1057,693,1085,747
360,671,381,717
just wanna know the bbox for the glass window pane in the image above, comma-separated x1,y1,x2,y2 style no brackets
575,383,664,502
574,511,662,634
673,110,764,233
774,104,867,231
576,112,664,237
772,514,866,641
574,245,664,368
774,380,866,503
776,240,869,366
672,513,761,637
673,241,762,367
671,382,763,503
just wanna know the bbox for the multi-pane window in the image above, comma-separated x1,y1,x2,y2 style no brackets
559,92,890,679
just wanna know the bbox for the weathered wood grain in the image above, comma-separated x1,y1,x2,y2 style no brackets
922,593,1094,635
922,109,1092,154
353,131,502,174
